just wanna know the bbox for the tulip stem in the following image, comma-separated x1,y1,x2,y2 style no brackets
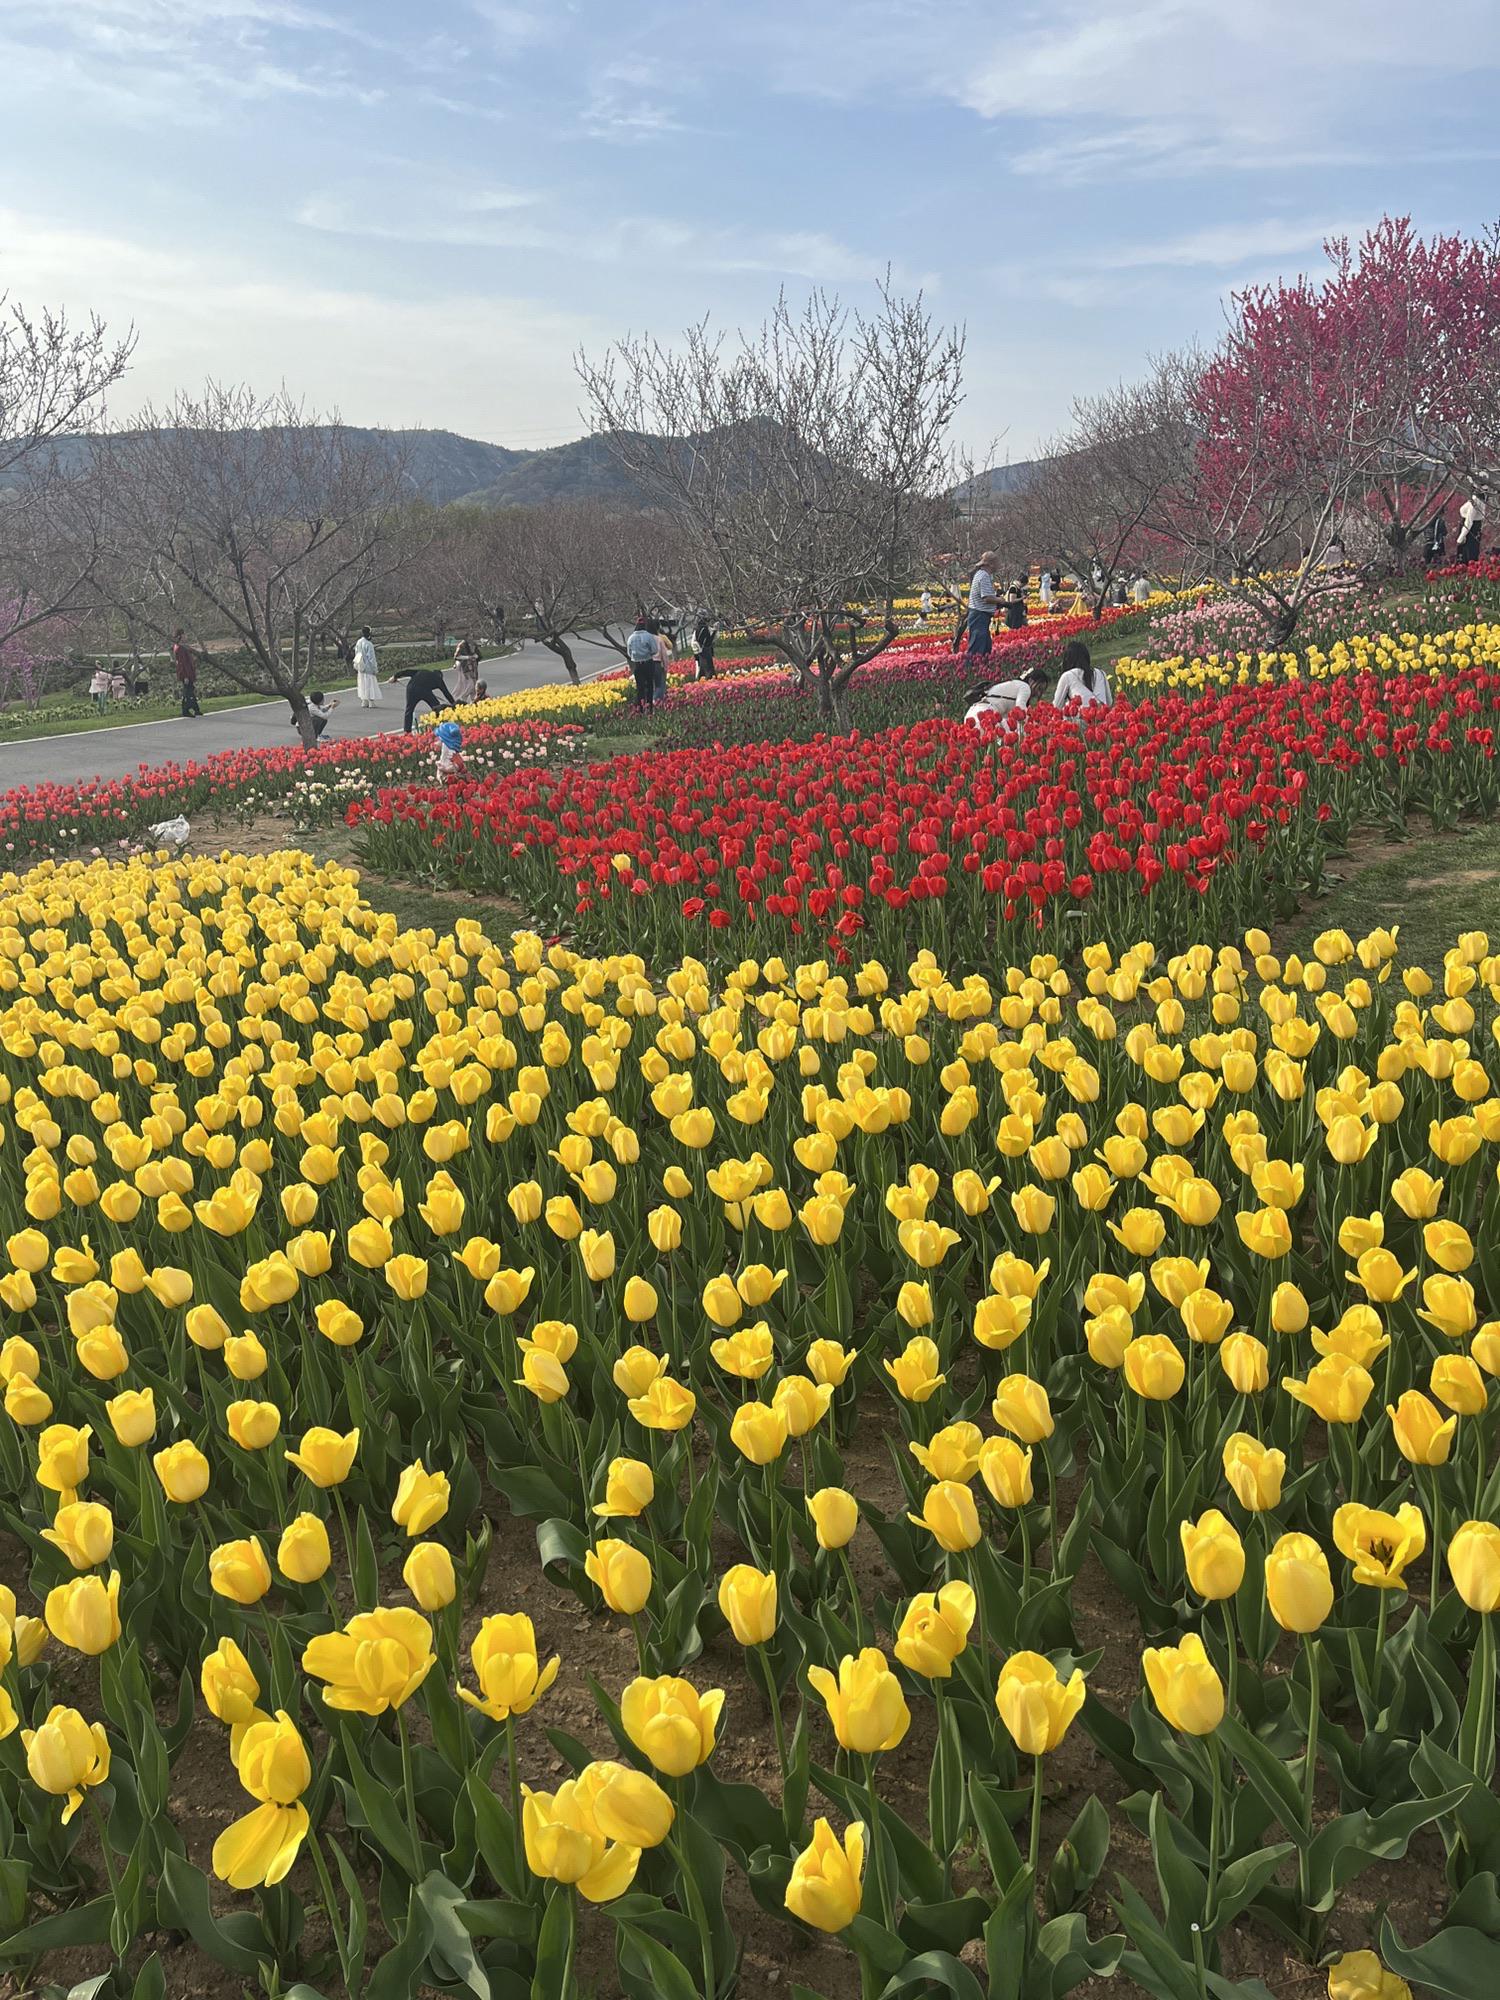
85,1792,121,1915
1220,1598,1239,1729
1042,1445,1059,1570
837,1548,865,1646
1017,1507,1032,1601
1298,1638,1320,1907
332,1486,362,1609
751,1646,792,1829
668,1825,717,2000
863,1755,894,1930
1373,1589,1390,1703
1205,1736,1223,1923
629,1612,650,1676
1427,1471,1445,1613
308,1831,352,1995
1028,1754,1044,1880
397,1710,425,1883
505,1714,523,1882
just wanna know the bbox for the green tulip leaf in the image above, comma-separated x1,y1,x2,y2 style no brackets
877,1949,987,1999
1378,1918,1500,2000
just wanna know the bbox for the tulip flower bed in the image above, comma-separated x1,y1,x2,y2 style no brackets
1115,619,1500,695
0,720,583,865
1,853,1497,2000
348,659,1500,969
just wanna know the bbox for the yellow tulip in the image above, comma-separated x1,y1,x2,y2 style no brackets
154,1439,211,1503
302,1606,436,1713
1123,1335,1186,1400
717,1564,777,1644
909,1421,983,1484
807,1647,910,1754
807,1486,859,1550
1265,1532,1334,1632
884,1336,946,1403
992,1374,1054,1442
105,1387,156,1447
973,1292,1031,1352
226,1399,281,1451
223,1332,268,1381
995,1651,1085,1755
1419,1274,1478,1341
1270,1282,1310,1334
730,1399,789,1465
806,1338,855,1387
1283,1353,1375,1424
893,1580,975,1679
36,1423,91,1496
1325,1951,1413,2000
711,1325,776,1380
285,1426,359,1488
784,1817,865,1932
1388,1390,1457,1466
1431,1354,1486,1415
459,1612,560,1720
402,1541,456,1611
45,1571,122,1654
628,1376,697,1432
1448,1520,1500,1613
314,1299,364,1346
1180,1509,1245,1600
578,1230,616,1281
277,1513,332,1585
209,1538,273,1607
22,1704,110,1822
585,1539,652,1614
521,1777,640,1902
1143,1632,1225,1735
41,1502,114,1571
908,1479,981,1552
185,1305,232,1350
621,1675,724,1776
392,1460,450,1536
595,1457,655,1519
1222,1432,1284,1512
622,1276,658,1322
1220,1332,1269,1394
1332,1502,1425,1591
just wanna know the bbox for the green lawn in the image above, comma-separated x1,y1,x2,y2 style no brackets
0,677,365,742
1277,824,1500,969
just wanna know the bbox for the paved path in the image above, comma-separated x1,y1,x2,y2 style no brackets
0,636,625,788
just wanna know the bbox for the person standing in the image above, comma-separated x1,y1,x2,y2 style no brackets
1131,572,1151,603
1426,513,1448,566
1003,580,1028,630
693,611,717,680
353,627,381,707
626,616,660,711
451,635,480,706
390,662,455,732
1457,490,1487,565
172,630,201,716
1038,568,1055,613
89,664,111,712
919,587,932,624
653,620,672,702
966,551,1000,658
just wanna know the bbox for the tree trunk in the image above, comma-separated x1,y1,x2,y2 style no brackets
544,635,580,683
287,689,318,749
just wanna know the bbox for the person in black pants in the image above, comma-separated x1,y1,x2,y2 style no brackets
693,612,716,679
391,664,455,732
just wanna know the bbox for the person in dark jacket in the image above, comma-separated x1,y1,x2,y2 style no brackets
391,663,455,732
693,612,717,680
172,630,201,716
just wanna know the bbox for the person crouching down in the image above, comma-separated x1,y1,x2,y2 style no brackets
964,663,1051,727
435,720,466,779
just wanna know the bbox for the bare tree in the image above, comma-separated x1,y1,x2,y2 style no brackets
578,283,965,726
424,500,665,681
1004,371,1196,617
0,297,135,656
91,387,411,743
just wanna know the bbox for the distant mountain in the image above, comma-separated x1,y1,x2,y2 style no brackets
952,458,1042,507
10,423,1026,513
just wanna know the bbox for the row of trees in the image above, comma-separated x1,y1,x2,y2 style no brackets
5,216,1500,734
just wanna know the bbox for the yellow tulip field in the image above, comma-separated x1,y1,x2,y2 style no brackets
2,847,1498,2000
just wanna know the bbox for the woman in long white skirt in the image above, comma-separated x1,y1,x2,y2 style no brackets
353,628,381,707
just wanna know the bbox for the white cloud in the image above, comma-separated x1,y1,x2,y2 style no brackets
0,205,600,442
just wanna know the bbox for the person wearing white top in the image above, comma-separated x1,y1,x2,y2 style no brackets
964,665,1050,727
353,628,381,706
919,588,932,623
1131,573,1151,603
1458,490,1487,565
1038,569,1056,611
1050,640,1112,711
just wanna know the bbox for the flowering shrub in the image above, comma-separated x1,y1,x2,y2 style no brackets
348,655,1500,962
0,847,1488,1998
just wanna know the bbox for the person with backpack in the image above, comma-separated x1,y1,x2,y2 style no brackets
626,617,660,711
964,662,1050,727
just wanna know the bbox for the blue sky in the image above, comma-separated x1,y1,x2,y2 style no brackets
3,0,1499,458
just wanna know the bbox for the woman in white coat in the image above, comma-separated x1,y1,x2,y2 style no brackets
353,628,381,707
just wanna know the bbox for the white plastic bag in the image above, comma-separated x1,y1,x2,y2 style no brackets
147,817,191,849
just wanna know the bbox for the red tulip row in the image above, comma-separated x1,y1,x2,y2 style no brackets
0,720,583,865
346,663,1500,962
